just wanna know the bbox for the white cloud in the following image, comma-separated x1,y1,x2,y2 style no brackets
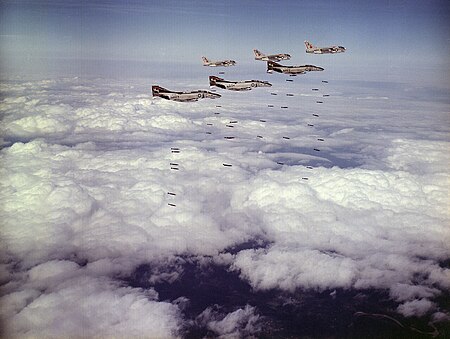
386,138,450,175
229,161,449,312
233,248,357,291
1,106,73,138
389,283,440,302
0,74,449,335
397,299,435,318
197,305,261,338
2,276,182,338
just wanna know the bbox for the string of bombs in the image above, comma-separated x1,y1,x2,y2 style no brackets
166,70,330,207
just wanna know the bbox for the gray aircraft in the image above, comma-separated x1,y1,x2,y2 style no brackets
253,49,291,61
304,40,346,54
152,85,221,102
267,61,324,75
202,56,236,67
209,76,272,91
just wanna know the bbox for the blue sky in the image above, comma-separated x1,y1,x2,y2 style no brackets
1,0,449,89
1,0,449,67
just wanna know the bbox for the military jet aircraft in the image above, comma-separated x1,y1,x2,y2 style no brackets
304,41,346,54
152,85,221,102
202,56,236,67
209,76,272,91
267,61,324,75
253,49,291,61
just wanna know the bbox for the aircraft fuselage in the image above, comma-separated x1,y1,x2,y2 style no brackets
202,57,236,67
306,46,345,54
255,54,291,62
204,61,236,67
209,76,272,91
152,86,221,102
267,62,324,75
304,41,346,54
253,49,291,62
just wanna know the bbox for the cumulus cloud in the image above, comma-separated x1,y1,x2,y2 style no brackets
386,138,450,175
1,72,449,337
397,299,436,318
230,160,449,315
196,305,261,338
2,275,182,338
233,247,357,291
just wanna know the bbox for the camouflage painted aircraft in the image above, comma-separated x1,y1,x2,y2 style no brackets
209,76,272,91
267,61,324,75
304,41,346,54
202,56,236,67
253,49,291,61
152,85,221,102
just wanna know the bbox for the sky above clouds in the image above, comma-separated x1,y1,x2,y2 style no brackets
0,1,449,338
1,0,449,73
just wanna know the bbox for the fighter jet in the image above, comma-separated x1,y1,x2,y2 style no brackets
209,76,272,91
267,61,324,75
152,85,221,102
253,49,291,62
304,41,346,54
202,56,236,67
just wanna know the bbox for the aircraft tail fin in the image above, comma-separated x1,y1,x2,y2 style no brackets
152,85,170,96
267,60,282,73
202,56,210,65
209,75,222,86
304,40,315,50
253,49,265,58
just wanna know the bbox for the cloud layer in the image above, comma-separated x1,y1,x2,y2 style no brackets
1,73,449,337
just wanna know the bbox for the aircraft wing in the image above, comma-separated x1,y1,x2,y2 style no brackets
275,53,290,60
172,97,199,102
212,60,236,67
228,86,252,91
159,94,172,100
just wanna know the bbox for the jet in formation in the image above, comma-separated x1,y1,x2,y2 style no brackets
267,61,324,75
304,41,346,54
152,85,221,102
202,56,236,67
253,49,291,61
209,76,272,91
